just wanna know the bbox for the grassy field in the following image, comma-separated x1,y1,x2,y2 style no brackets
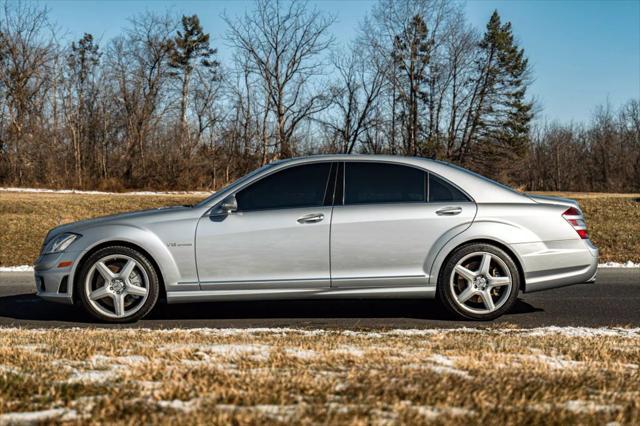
0,190,638,266
0,327,638,425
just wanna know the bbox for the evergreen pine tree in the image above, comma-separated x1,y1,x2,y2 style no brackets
474,11,533,181
391,14,432,156
170,15,219,131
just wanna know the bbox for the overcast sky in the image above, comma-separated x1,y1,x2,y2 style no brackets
39,0,640,124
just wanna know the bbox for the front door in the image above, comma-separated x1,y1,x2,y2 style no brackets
195,162,334,289
330,162,476,287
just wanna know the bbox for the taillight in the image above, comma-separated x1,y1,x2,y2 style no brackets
562,207,588,239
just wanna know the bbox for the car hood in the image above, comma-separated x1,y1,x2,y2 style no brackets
526,194,580,209
45,205,194,242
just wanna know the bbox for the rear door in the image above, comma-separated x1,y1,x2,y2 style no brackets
330,162,476,287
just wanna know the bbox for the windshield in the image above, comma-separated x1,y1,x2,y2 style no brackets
194,163,276,208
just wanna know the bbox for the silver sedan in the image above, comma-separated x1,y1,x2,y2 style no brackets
34,155,598,322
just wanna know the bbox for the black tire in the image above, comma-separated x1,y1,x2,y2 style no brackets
77,245,160,323
437,243,520,321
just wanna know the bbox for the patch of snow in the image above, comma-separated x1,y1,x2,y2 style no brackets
284,348,318,360
253,405,301,422
562,400,623,413
136,380,162,391
532,400,623,414
413,405,475,419
332,345,365,357
214,404,302,422
0,365,21,375
521,326,640,338
428,365,473,379
428,354,456,367
404,355,473,379
66,369,119,384
598,261,640,268
0,187,211,196
157,399,201,413
163,343,271,361
90,355,148,366
0,265,33,272
0,408,77,425
3,326,640,340
517,354,585,370
14,344,46,351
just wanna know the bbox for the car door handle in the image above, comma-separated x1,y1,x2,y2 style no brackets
297,213,324,224
436,207,462,216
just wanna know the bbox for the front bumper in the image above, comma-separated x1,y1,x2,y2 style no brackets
34,251,80,304
512,239,599,293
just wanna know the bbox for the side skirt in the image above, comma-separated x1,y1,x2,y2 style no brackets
166,286,436,304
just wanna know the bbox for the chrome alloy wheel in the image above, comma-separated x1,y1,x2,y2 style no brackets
84,254,150,319
449,252,513,314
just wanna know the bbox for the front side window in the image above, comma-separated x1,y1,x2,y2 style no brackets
429,173,470,202
344,162,426,205
236,163,332,211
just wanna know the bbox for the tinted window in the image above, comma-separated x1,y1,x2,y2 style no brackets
345,162,425,205
236,163,332,211
429,173,469,202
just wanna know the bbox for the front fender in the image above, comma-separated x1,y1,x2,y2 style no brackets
67,224,188,300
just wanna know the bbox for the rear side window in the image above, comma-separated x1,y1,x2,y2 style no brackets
345,162,426,205
236,163,332,211
429,173,470,202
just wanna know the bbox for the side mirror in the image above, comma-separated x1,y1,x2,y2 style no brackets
219,194,238,214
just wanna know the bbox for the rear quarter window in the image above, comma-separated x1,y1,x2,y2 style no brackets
429,173,470,202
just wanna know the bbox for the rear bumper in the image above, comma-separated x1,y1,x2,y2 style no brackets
511,239,599,293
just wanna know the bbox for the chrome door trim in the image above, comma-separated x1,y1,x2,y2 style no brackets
167,285,437,303
331,275,429,288
200,278,330,290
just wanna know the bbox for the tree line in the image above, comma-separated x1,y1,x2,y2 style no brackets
0,0,638,192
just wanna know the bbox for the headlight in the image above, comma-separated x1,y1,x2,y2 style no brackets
42,233,81,254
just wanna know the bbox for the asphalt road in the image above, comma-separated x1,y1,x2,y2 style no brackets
0,269,638,329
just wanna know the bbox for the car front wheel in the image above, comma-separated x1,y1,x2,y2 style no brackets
437,243,520,320
77,246,159,323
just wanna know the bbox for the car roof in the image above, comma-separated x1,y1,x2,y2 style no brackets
272,154,531,204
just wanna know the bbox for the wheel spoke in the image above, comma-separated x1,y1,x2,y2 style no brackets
89,285,110,301
454,265,476,282
112,293,126,317
479,290,495,311
95,261,115,281
478,253,492,275
120,260,136,280
126,283,147,297
457,285,477,303
489,276,511,287
86,254,151,319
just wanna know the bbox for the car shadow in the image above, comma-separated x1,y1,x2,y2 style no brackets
0,292,543,325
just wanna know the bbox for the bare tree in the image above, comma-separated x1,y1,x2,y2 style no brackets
320,47,385,153
106,12,175,184
225,0,335,159
0,1,55,184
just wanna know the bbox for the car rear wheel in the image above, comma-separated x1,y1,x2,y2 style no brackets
437,243,520,320
77,246,159,323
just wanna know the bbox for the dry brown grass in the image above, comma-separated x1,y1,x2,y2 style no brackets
0,192,205,266
0,191,638,266
0,327,638,425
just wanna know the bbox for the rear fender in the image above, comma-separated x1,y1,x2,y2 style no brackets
427,220,531,286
